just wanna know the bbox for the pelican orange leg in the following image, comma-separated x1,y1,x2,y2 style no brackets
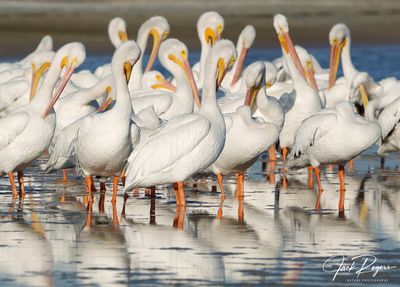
62,169,68,183
338,165,346,212
8,172,18,198
268,145,277,161
314,167,324,210
308,166,314,189
217,172,225,198
236,172,245,197
112,176,119,203
282,147,288,161
17,171,25,197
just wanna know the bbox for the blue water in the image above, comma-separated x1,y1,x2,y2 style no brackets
0,45,400,286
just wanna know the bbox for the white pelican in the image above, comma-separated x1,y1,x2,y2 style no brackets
0,42,85,197
286,100,381,213
124,40,237,206
192,11,224,88
273,14,322,160
326,23,393,111
42,76,114,178
128,16,170,91
208,62,280,197
0,35,53,74
75,41,141,202
131,38,200,121
0,51,55,117
221,25,256,93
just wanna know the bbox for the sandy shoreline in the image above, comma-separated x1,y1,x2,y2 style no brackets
0,0,400,56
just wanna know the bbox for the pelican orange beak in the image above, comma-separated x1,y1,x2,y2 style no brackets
145,29,168,72
30,61,51,101
304,59,319,92
231,47,248,86
118,31,128,42
244,85,261,110
98,86,113,112
151,74,177,92
169,51,201,107
42,57,76,118
277,29,306,80
328,38,346,89
217,56,236,89
124,62,133,83
359,83,369,110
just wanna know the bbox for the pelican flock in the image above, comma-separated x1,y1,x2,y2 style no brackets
2,10,397,218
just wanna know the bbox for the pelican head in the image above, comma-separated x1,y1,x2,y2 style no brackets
264,62,278,88
294,45,319,92
108,17,128,48
42,42,86,118
197,11,224,46
36,35,53,52
139,16,170,72
350,72,369,109
142,71,176,92
273,13,306,81
230,25,256,86
30,51,55,100
209,39,237,88
328,23,350,89
113,40,142,84
159,38,200,107
243,61,265,109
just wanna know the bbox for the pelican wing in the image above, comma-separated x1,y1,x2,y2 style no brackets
125,114,211,185
0,112,29,151
378,103,400,141
291,112,337,158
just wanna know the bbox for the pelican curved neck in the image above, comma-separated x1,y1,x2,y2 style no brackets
283,50,309,92
111,60,132,118
171,66,194,112
200,55,220,113
128,27,150,90
341,36,358,80
198,42,211,87
76,78,112,104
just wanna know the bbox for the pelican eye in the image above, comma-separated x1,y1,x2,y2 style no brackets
181,50,187,58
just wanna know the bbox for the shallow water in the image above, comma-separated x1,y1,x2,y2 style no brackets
1,45,400,286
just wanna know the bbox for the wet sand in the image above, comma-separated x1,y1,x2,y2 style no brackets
0,0,400,56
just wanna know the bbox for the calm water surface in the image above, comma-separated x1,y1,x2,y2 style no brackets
0,45,400,286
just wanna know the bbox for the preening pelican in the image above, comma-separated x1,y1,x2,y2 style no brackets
286,100,381,212
273,14,322,160
0,42,85,197
192,11,224,88
0,51,54,116
221,25,256,93
42,76,114,177
0,35,53,74
128,16,170,91
75,41,141,202
208,62,280,197
124,40,237,206
131,38,200,121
